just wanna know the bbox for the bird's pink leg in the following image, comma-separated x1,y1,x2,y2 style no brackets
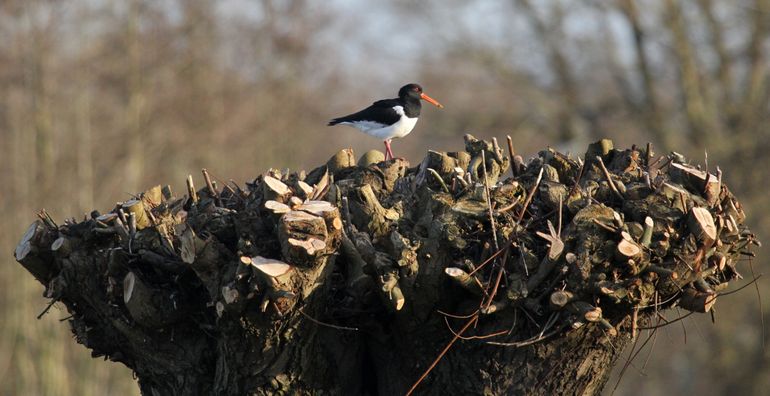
384,140,394,160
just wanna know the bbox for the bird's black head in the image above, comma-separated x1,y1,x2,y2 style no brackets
398,83,444,108
398,83,424,100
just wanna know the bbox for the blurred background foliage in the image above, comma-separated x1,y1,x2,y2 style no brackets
0,0,768,394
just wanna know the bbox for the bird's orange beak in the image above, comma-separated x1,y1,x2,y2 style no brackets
420,92,444,109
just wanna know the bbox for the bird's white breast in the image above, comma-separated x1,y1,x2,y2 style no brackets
342,105,418,140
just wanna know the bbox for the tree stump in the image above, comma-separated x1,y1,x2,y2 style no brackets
13,138,759,395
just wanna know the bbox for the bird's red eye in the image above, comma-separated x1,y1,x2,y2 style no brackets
413,86,420,92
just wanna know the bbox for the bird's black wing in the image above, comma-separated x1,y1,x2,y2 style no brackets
328,98,401,126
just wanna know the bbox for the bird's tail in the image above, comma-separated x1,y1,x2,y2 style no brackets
327,118,342,126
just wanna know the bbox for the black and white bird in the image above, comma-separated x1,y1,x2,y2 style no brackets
328,83,444,160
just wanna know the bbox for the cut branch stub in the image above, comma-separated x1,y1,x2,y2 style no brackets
178,225,203,265
567,301,603,323
265,200,291,215
288,196,303,209
679,288,717,313
249,255,295,296
352,183,399,238
528,220,565,291
186,235,229,299
142,185,164,207
310,168,330,201
424,150,457,176
540,221,565,261
381,271,405,311
583,139,614,179
250,256,293,279
50,236,71,257
123,271,187,328
358,149,385,167
279,210,329,267
339,235,371,295
221,284,240,305
247,256,297,315
297,200,343,233
15,221,56,283
688,206,717,247
96,213,118,224
122,199,151,230
463,133,509,185
549,290,575,310
669,162,720,206
659,182,691,212
640,216,654,247
327,148,356,173
263,175,291,203
586,139,614,161
294,180,314,199
616,238,642,261
387,230,419,271
444,267,483,296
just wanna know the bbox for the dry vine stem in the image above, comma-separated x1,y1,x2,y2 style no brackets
13,135,758,395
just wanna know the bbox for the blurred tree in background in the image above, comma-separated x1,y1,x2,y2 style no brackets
0,1,767,394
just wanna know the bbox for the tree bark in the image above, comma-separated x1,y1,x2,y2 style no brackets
14,137,756,395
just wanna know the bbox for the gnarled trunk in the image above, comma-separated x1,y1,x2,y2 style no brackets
15,136,756,395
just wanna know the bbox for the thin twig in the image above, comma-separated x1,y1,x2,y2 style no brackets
519,248,529,277
647,155,665,170
437,309,479,319
637,311,695,330
467,244,508,277
186,174,198,204
299,308,359,331
341,197,353,236
37,209,58,229
507,135,517,178
636,289,681,309
486,324,564,347
516,167,544,225
557,194,563,236
507,308,518,335
678,191,688,213
569,158,586,196
676,307,688,344
643,293,662,371
481,150,505,310
494,200,519,215
716,273,763,296
538,312,560,339
592,219,618,233
43,209,58,229
427,168,450,193
128,213,137,254
646,142,653,168
702,150,711,194
520,307,540,328
623,322,659,377
612,317,645,394
481,151,500,252
202,168,222,206
405,316,478,396
596,156,624,200
747,257,765,351
37,299,58,320
444,317,508,340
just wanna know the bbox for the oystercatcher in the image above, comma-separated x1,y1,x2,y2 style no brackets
328,83,443,160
